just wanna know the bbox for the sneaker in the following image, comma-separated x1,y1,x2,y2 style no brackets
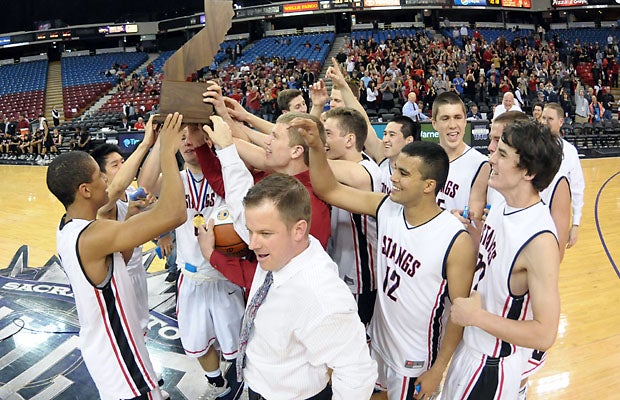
35,155,42,161
200,379,231,400
160,388,170,400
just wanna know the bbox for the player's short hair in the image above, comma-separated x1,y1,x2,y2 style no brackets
401,141,449,195
47,151,98,208
432,91,466,120
243,173,311,231
276,112,326,166
90,143,122,173
501,120,562,192
324,107,368,152
543,102,564,119
390,115,419,141
277,89,303,112
493,110,529,126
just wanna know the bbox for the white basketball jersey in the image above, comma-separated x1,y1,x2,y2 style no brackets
464,199,557,358
369,200,466,377
57,218,159,399
436,145,488,211
378,158,393,195
329,155,382,294
176,169,226,279
116,187,143,272
540,173,569,209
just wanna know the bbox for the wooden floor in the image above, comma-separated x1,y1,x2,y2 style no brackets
0,158,619,399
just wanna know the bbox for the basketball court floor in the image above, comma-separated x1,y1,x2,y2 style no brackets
0,158,618,399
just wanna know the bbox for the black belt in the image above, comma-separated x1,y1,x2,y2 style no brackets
249,384,332,400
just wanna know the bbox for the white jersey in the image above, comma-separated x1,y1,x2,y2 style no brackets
329,154,382,294
57,218,161,399
540,172,569,210
369,199,466,377
378,158,393,195
116,187,149,333
464,199,557,358
437,145,488,212
176,169,225,280
116,187,143,272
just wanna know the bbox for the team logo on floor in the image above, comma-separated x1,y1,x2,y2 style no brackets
0,245,241,399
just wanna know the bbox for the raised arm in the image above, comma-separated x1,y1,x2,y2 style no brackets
325,57,383,163
137,127,164,196
80,113,187,281
468,161,491,229
291,116,384,218
221,96,274,135
327,159,373,191
98,115,157,217
309,79,329,119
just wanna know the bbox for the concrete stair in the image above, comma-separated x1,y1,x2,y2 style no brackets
80,53,161,119
44,61,64,124
319,34,346,94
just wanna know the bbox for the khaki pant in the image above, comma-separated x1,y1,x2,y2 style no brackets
574,115,589,124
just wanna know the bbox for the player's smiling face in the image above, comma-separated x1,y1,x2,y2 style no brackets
382,122,411,161
245,200,305,272
389,154,428,206
433,103,466,153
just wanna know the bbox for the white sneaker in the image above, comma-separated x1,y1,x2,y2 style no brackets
200,379,231,400
160,388,170,400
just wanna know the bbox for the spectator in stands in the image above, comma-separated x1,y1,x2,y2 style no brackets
245,86,262,116
589,96,604,123
532,102,544,124
52,106,60,127
123,101,135,118
574,83,590,124
366,81,379,112
402,92,427,122
76,127,91,152
379,74,396,111
493,92,522,120
134,117,145,130
452,72,465,97
559,89,573,120
119,116,131,131
466,103,483,120
600,87,615,120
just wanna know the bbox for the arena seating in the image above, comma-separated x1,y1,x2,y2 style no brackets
0,60,48,120
61,52,148,119
231,33,335,67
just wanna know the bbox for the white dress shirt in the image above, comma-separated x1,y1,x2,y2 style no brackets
244,236,377,400
559,138,585,226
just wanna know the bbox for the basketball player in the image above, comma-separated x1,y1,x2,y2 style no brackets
442,121,562,400
240,173,377,399
277,88,308,114
542,102,586,248
91,116,157,333
323,107,382,325
47,113,186,400
433,92,490,228
295,116,477,400
488,111,570,400
139,121,245,399
316,58,419,195
203,83,332,249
